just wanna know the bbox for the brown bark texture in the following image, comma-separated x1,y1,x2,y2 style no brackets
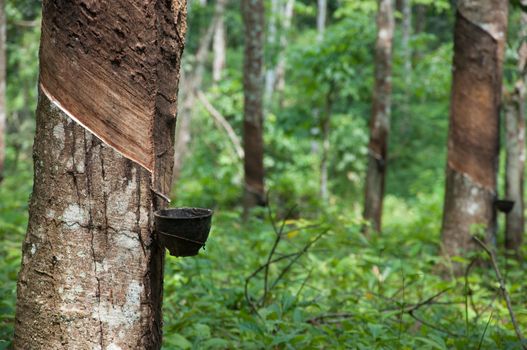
14,1,187,349
0,0,5,182
363,0,394,233
242,0,265,212
39,0,186,176
441,0,508,257
504,11,527,256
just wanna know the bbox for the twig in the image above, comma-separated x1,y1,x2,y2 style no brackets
408,311,463,337
269,230,327,291
477,312,493,350
307,313,355,325
473,236,526,349
196,90,244,160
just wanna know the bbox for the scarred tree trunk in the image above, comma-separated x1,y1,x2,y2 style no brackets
363,0,394,233
441,0,508,258
0,0,5,182
504,10,527,258
242,0,265,216
14,1,187,349
212,0,227,83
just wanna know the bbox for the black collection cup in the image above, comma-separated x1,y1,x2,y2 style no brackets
495,199,515,214
154,208,213,257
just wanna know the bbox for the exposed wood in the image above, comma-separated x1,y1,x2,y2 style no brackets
14,1,187,348
441,0,508,258
363,0,395,233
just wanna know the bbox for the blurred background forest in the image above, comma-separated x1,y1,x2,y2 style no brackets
1,0,527,349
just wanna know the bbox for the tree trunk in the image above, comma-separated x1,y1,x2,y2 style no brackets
317,0,327,42
316,0,330,202
441,0,508,258
0,0,5,183
274,0,295,100
242,0,265,217
14,1,187,348
320,90,333,203
504,11,527,258
173,72,193,183
212,0,227,83
399,0,411,136
264,0,279,100
363,0,394,233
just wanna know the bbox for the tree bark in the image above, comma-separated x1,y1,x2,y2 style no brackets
317,0,327,42
242,0,265,217
274,0,295,100
504,11,527,258
320,90,333,203
0,0,5,183
264,0,278,100
212,0,227,83
441,0,508,258
399,0,411,136
14,1,187,348
363,0,394,233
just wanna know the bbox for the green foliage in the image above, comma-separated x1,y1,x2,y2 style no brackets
2,0,527,349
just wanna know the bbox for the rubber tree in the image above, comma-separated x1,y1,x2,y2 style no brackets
242,0,265,216
441,0,508,258
0,0,5,182
363,0,395,233
212,0,227,83
14,1,187,348
504,8,527,258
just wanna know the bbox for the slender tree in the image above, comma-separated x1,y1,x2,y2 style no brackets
213,0,227,83
14,1,187,348
441,0,508,258
242,0,265,216
274,0,295,99
317,0,330,203
504,9,527,258
363,0,395,233
0,0,5,182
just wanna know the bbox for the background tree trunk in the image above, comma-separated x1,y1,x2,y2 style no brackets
14,1,187,348
441,0,508,258
264,0,279,100
274,0,295,101
363,0,394,233
317,0,330,202
174,16,219,184
242,0,265,217
504,10,527,258
399,0,411,136
0,0,5,183
317,0,327,42
213,0,227,83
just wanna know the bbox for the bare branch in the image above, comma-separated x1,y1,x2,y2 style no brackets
196,90,244,160
473,236,526,349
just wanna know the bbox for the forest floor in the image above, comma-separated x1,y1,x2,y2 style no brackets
1,156,526,349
